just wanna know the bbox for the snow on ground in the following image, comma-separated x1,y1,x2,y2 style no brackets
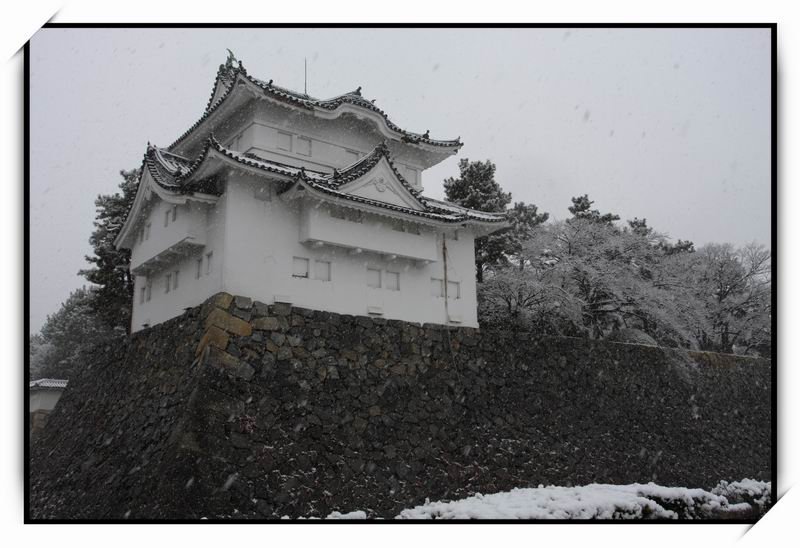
315,479,771,520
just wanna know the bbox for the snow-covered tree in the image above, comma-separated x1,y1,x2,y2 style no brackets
28,334,53,381
33,287,119,380
683,242,771,355
480,216,704,347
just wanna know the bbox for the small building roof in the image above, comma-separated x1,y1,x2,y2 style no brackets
29,378,68,391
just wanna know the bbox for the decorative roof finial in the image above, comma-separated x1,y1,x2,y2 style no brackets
267,79,273,86
225,48,237,67
423,130,430,139
354,86,362,96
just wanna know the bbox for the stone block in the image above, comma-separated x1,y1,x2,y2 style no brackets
205,308,253,337
196,325,230,357
252,316,280,331
210,292,234,310
234,295,253,310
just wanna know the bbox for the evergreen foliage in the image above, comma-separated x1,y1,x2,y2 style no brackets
79,169,140,332
444,159,548,280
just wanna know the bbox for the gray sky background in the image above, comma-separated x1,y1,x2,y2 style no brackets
29,27,771,332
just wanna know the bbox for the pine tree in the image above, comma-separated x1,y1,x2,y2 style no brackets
443,159,512,282
627,217,652,237
568,194,620,225
79,168,140,332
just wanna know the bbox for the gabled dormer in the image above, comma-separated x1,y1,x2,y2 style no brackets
332,143,427,210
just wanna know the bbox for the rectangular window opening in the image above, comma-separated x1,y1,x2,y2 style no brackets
297,136,312,156
172,205,178,222
292,257,310,278
314,260,331,282
385,271,400,291
196,257,203,279
165,273,171,293
254,185,272,202
173,270,179,290
447,281,461,300
277,131,292,152
206,252,213,275
345,149,360,164
430,278,444,298
367,267,381,289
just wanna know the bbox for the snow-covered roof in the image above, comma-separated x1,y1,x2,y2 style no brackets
142,136,508,228
29,378,68,391
168,52,462,153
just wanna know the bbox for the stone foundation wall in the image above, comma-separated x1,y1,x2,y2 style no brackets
29,293,771,519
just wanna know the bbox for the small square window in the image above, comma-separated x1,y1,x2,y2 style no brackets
314,260,331,282
367,268,381,289
297,136,312,156
253,185,272,201
406,167,419,186
385,271,400,291
277,131,292,152
430,278,444,298
447,281,461,300
345,149,360,164
292,257,310,278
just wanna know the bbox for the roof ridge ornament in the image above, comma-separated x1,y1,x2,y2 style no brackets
225,48,237,69
354,86,362,96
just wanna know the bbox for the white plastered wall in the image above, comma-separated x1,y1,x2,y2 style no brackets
221,176,479,327
130,194,227,332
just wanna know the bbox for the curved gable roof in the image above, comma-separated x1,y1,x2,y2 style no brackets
168,53,463,154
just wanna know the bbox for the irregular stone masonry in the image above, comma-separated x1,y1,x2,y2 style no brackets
29,293,772,519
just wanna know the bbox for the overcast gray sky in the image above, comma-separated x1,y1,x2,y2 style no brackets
29,27,771,332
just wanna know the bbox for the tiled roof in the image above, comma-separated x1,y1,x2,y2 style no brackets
145,137,507,226
168,53,462,152
29,378,68,390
